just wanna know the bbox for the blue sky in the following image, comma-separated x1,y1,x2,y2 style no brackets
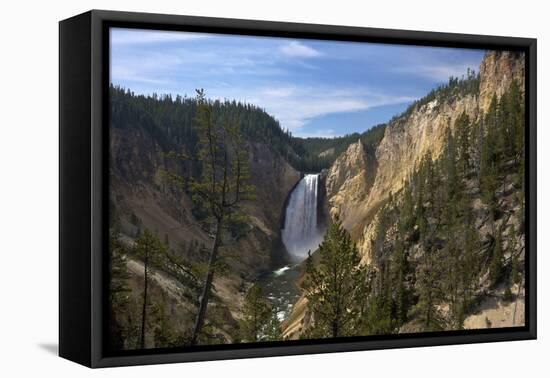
110,28,485,138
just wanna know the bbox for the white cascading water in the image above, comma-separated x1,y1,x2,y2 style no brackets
282,174,324,262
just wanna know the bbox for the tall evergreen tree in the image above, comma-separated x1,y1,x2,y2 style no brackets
169,89,256,345
489,229,504,287
109,232,132,350
302,219,367,338
480,96,500,223
239,284,271,342
133,228,167,349
455,112,471,174
263,308,283,342
412,198,446,333
391,238,411,327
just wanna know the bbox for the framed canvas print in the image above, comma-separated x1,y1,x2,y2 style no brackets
59,10,537,368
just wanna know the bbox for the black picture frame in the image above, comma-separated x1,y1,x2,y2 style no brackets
59,9,537,368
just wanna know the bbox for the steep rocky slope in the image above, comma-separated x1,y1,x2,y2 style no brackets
111,126,300,274
325,139,377,234
109,93,300,348
328,50,524,262
284,51,526,338
479,51,525,112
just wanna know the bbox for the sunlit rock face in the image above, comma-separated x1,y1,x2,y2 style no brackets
479,50,525,113
283,51,526,339
325,51,524,263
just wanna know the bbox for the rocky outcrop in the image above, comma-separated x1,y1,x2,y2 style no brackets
325,93,481,256
463,283,525,330
479,50,525,113
325,139,376,233
284,50,526,339
326,51,524,262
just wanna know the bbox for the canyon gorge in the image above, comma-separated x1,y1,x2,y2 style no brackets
108,50,526,349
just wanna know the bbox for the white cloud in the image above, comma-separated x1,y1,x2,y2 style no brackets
406,63,480,81
389,49,482,82
109,31,426,134
280,41,322,58
111,29,207,46
293,129,338,138
110,42,289,88
210,85,415,133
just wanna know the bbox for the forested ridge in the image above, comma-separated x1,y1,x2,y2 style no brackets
110,85,385,174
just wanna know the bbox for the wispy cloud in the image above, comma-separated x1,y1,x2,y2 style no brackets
280,41,322,58
397,62,480,82
222,85,416,132
110,40,288,87
110,28,484,136
388,48,482,82
294,129,338,138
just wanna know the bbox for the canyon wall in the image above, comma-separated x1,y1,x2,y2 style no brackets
327,50,524,263
284,50,526,338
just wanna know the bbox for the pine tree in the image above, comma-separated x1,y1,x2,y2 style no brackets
414,245,444,332
133,228,167,349
444,225,462,328
392,239,410,327
152,298,180,348
109,231,132,350
263,308,283,342
480,99,499,223
240,284,271,342
181,89,255,345
455,112,471,174
511,253,520,284
302,218,366,338
471,117,484,182
442,128,459,204
508,80,524,161
401,184,415,231
489,231,504,287
461,221,480,312
414,201,445,332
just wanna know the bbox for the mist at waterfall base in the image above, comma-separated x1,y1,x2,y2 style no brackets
259,174,325,322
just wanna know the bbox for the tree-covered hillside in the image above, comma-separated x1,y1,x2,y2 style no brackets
397,69,481,121
110,86,387,173
366,81,524,333
295,124,386,171
299,80,525,337
108,85,391,349
292,70,480,173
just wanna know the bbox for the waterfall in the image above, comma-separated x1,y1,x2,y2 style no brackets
282,174,324,262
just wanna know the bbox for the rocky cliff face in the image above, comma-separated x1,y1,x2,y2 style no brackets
325,94,480,262
326,50,524,262
479,50,525,113
284,50,525,338
325,139,376,234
